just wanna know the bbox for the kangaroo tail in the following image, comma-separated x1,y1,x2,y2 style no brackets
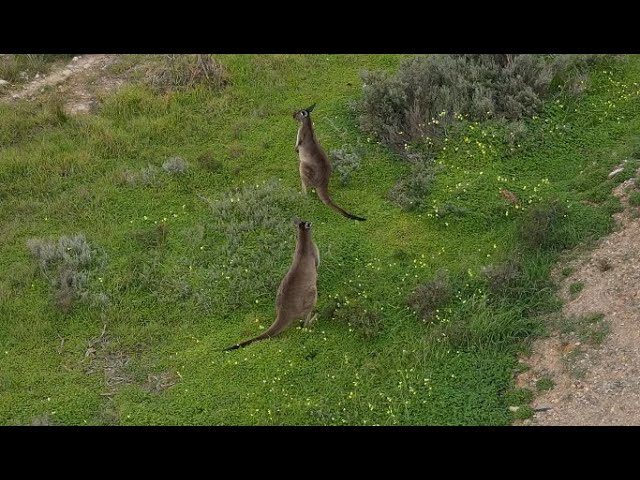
223,321,285,352
316,188,366,221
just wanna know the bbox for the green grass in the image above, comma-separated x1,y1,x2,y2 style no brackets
2,54,640,425
569,281,585,296
629,190,640,206
536,377,555,392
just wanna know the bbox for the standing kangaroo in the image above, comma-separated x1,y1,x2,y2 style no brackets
293,104,367,221
223,218,320,351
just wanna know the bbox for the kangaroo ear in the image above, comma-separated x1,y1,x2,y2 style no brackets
306,222,313,229
305,103,316,113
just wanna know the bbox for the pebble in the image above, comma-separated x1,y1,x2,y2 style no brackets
0,79,9,86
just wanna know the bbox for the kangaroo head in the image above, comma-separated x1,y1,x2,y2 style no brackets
292,217,313,230
292,103,316,122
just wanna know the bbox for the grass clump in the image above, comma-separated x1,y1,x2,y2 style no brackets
196,152,223,173
536,377,555,392
596,258,612,272
26,233,107,313
569,281,585,297
557,312,610,346
132,223,169,249
145,54,229,93
628,190,640,206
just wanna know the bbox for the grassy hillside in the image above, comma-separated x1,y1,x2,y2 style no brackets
1,54,639,425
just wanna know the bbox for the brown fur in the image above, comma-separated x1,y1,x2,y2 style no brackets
223,219,319,351
293,105,366,221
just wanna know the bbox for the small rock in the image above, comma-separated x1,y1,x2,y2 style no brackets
508,406,520,412
35,73,40,79
72,56,80,62
523,419,532,425
608,167,624,178
0,79,9,86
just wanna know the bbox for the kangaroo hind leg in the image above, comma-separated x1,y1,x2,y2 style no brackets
304,311,318,328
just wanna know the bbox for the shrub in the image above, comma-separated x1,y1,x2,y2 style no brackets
196,152,223,173
26,234,107,312
518,199,570,251
359,54,556,151
323,300,382,339
388,159,436,211
481,258,523,294
407,270,452,322
162,156,189,175
118,165,159,187
329,145,362,186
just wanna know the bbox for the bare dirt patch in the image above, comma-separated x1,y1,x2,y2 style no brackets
1,54,125,114
83,325,133,396
517,171,640,425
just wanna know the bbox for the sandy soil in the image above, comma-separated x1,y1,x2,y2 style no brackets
1,54,124,114
517,171,640,425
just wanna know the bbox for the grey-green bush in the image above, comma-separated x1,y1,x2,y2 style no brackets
329,145,362,186
162,156,189,175
359,54,555,151
27,233,107,312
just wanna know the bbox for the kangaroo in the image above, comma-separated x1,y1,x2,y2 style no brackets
293,103,367,221
223,218,320,351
